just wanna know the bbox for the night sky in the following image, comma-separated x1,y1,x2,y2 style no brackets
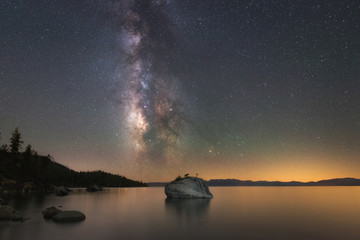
1,0,360,182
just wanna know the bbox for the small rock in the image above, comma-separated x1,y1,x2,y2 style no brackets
86,184,103,192
42,206,62,219
56,186,69,196
52,211,85,223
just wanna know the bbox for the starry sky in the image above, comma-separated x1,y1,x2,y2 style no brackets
1,0,360,182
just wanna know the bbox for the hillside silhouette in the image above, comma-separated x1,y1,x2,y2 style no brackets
0,151,146,193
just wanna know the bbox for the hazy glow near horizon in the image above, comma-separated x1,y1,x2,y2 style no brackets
56,150,359,182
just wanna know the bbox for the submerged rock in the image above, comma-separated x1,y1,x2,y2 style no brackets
0,205,23,221
165,177,213,199
52,211,86,222
42,206,62,219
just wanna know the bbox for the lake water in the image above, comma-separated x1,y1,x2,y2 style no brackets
1,187,360,240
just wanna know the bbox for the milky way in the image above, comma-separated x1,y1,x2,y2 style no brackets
112,0,187,166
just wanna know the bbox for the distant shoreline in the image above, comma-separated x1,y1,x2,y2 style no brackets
147,177,360,187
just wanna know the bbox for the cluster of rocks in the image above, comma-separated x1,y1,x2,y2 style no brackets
53,184,103,195
55,184,105,195
42,206,85,223
86,183,103,192
0,199,86,223
165,177,213,199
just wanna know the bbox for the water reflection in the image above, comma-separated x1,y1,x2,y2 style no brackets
2,187,360,240
165,198,210,218
1,193,46,210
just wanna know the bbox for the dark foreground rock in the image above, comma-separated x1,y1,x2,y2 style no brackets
0,205,23,221
86,183,103,192
165,177,213,199
42,206,62,219
52,211,86,222
42,206,85,223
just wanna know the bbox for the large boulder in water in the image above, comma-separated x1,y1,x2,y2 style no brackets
52,211,86,222
165,177,213,199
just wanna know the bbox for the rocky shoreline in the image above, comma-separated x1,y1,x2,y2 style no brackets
0,151,147,196
0,175,50,195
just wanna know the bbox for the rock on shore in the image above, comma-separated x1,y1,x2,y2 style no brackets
165,177,213,199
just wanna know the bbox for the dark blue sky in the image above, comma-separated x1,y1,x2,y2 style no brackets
1,0,359,181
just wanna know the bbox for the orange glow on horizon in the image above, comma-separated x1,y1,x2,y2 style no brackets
54,148,360,183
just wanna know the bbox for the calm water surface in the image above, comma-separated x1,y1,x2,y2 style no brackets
1,187,360,240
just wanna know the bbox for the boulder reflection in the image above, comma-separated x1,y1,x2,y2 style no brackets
165,198,210,218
